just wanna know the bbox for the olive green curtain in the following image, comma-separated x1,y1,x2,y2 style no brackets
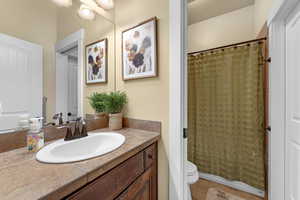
188,43,265,190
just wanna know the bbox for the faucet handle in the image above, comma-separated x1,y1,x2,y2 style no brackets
81,123,88,137
74,118,81,137
53,113,59,120
76,117,82,123
64,126,73,141
58,113,63,125
52,113,64,125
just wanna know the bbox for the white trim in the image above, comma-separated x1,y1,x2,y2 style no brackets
169,0,187,199
198,172,265,198
268,0,299,199
269,22,286,200
55,29,85,118
268,0,298,26
55,29,84,52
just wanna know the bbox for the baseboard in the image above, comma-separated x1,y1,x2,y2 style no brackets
198,171,265,198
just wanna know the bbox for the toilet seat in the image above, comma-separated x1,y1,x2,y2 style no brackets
186,161,199,200
186,161,197,175
186,161,199,184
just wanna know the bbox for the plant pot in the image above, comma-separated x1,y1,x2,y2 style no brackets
109,113,123,130
94,112,105,119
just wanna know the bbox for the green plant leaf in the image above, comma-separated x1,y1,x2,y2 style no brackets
104,91,128,114
87,92,108,113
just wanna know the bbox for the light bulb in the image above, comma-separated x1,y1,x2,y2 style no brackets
51,0,72,7
78,4,96,20
96,0,114,10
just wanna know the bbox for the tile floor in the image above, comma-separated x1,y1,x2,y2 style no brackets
191,179,264,200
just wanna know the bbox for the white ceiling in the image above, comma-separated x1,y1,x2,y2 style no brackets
188,0,255,25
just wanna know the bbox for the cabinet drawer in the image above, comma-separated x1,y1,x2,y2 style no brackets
144,144,156,169
115,168,152,200
67,152,144,200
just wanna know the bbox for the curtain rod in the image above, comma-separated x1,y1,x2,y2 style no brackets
188,37,267,55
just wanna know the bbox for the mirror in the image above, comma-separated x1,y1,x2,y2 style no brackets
0,0,115,132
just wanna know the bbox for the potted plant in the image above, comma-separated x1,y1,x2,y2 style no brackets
104,91,128,130
88,92,108,118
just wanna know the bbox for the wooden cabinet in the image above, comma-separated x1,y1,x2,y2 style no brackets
116,168,151,200
64,143,157,200
116,166,156,200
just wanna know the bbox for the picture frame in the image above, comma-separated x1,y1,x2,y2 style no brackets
85,38,108,84
122,17,158,81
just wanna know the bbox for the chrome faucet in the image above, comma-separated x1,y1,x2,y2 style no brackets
53,113,63,125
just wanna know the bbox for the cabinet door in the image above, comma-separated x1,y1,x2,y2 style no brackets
66,152,144,200
115,168,155,200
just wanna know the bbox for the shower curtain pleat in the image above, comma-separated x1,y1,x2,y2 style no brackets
188,43,265,190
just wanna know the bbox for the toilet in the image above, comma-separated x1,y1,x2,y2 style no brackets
186,161,199,200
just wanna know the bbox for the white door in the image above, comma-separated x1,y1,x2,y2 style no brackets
0,34,42,132
67,56,78,120
56,53,69,121
285,2,300,199
56,53,78,121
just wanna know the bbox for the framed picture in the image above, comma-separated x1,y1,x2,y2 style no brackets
122,17,158,80
85,38,107,84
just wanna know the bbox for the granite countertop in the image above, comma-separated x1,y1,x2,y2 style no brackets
0,128,160,200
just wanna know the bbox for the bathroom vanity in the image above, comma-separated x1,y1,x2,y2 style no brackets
65,143,157,200
0,127,160,200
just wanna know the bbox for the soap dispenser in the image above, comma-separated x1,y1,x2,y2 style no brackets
27,117,44,152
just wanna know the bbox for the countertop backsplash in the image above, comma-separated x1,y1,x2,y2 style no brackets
0,116,161,153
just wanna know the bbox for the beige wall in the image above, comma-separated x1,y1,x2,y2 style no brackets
114,0,169,199
188,6,255,52
0,0,57,121
254,0,273,36
57,1,115,115
1,2,170,198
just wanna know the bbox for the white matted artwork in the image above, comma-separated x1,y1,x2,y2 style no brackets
85,38,107,84
122,17,157,80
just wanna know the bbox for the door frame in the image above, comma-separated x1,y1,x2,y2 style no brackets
169,0,300,199
55,29,85,118
268,0,299,199
169,0,188,200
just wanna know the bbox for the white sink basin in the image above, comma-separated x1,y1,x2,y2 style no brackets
36,132,125,164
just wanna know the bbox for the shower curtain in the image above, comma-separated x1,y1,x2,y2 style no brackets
188,42,265,190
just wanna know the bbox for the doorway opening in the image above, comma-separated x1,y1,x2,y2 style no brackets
187,38,268,200
55,29,84,122
56,46,79,121
185,2,269,200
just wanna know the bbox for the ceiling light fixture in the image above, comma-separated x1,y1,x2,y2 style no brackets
78,4,96,20
96,0,114,10
51,0,72,7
